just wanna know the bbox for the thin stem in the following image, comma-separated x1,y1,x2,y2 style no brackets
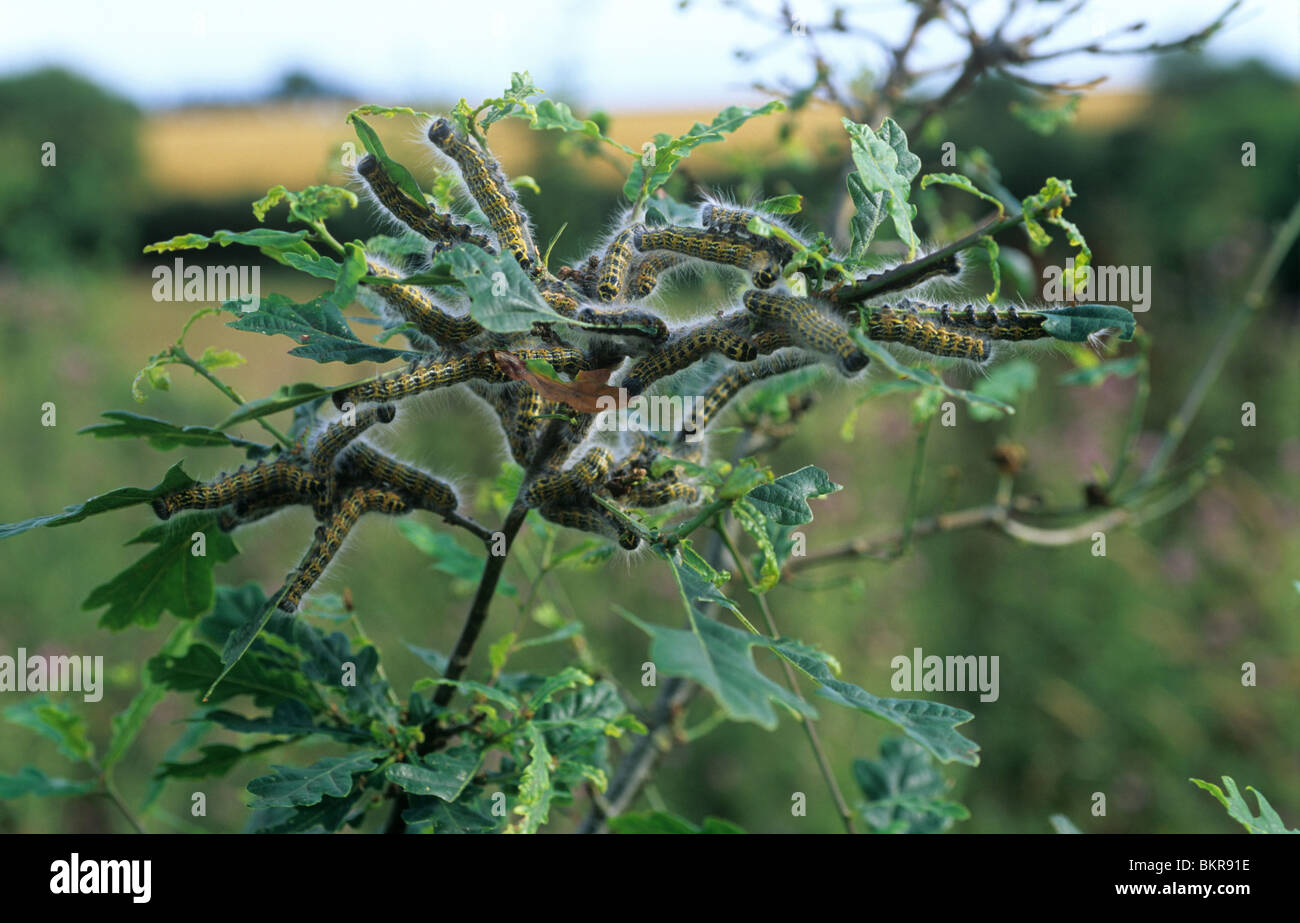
718,526,858,835
898,415,933,555
102,781,147,835
170,345,293,448
1137,195,1300,488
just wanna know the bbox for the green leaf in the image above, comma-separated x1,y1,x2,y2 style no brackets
1040,304,1136,343
969,359,1038,423
78,412,268,453
347,111,427,204
1010,96,1080,136
850,330,1015,417
1020,176,1074,249
1190,776,1299,834
398,521,516,597
731,499,780,592
3,698,95,763
0,767,97,799
105,622,194,772
609,810,745,834
206,700,366,743
745,465,841,525
254,789,367,834
1049,814,1082,834
424,678,521,713
1058,356,1141,387
385,747,482,801
429,244,566,333
405,643,450,677
253,184,357,226
623,101,785,204
920,172,1005,217
526,667,594,710
148,643,320,708
218,382,351,428
247,750,387,808
846,173,886,259
81,514,238,630
402,796,498,832
514,724,554,834
155,741,284,780
0,461,195,538
853,738,969,833
514,622,583,651
760,194,804,215
774,638,979,766
842,117,921,259
143,228,315,266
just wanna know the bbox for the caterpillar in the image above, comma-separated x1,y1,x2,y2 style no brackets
573,305,670,343
751,328,795,354
681,352,818,443
537,498,639,550
356,154,494,250
217,490,305,532
310,404,396,474
631,252,684,298
855,254,962,297
879,299,1051,342
278,487,410,612
622,480,698,507
742,290,869,374
334,355,484,408
540,285,581,319
700,203,758,238
634,227,783,289
524,447,612,506
478,347,592,383
864,306,990,362
597,225,642,302
152,459,323,520
621,318,759,395
427,119,539,271
365,261,484,345
338,443,458,512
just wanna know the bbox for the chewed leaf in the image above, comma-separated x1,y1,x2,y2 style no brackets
745,466,841,525
842,117,921,259
0,462,196,539
1041,305,1136,342
490,351,620,414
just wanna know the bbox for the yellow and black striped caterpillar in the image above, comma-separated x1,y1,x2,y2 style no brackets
278,487,410,612
478,347,592,383
524,447,613,506
427,118,539,271
537,498,639,551
357,154,494,251
631,252,684,298
334,355,485,408
621,319,759,395
682,352,817,443
634,227,783,289
742,290,869,374
337,443,458,512
365,261,484,345
863,306,990,362
621,480,698,508
217,490,308,532
573,306,670,343
310,404,396,473
152,458,323,520
597,225,643,302
880,299,1050,342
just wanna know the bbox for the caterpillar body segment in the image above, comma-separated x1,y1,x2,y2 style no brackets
751,328,795,354
573,306,670,344
900,301,1051,342
334,355,484,408
356,154,493,250
278,488,410,612
540,285,581,319
622,480,698,508
309,404,396,474
427,119,538,271
337,444,458,512
631,252,684,298
218,491,304,532
537,499,639,551
700,203,757,237
152,459,323,520
523,447,613,506
597,225,643,302
621,318,759,396
634,227,784,288
681,352,818,443
742,290,868,374
855,253,962,297
365,261,484,345
864,307,990,362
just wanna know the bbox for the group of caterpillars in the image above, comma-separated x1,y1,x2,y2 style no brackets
152,114,1055,611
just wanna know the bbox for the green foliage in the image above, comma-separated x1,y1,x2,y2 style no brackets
1190,776,1298,834
854,738,970,833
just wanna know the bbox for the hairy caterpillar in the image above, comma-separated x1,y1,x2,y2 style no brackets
622,480,698,507
338,444,458,512
574,305,670,343
365,261,484,345
334,355,484,408
540,285,580,318
879,299,1051,342
217,490,305,532
310,404,397,473
682,352,817,442
356,154,493,250
742,290,868,374
537,498,639,550
427,119,539,271
631,252,684,298
152,459,322,520
278,488,410,612
621,319,759,395
597,225,643,302
864,306,990,362
524,447,613,506
700,202,757,237
634,227,782,289
479,347,592,383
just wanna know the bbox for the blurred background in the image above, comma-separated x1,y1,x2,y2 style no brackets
1,0,1297,834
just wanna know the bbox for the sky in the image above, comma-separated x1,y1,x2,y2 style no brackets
1,0,1296,110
